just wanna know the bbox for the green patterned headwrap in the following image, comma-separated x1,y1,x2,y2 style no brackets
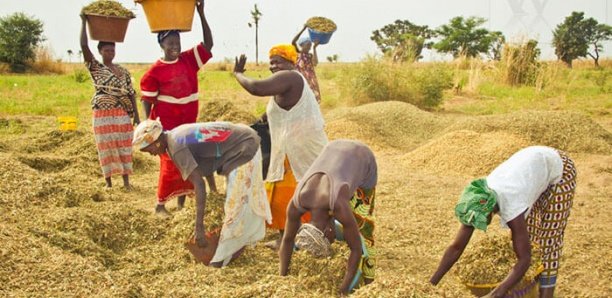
455,178,497,231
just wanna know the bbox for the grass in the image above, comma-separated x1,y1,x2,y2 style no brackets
444,59,612,118
0,59,610,122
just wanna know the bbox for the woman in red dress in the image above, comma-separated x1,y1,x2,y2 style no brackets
140,1,215,216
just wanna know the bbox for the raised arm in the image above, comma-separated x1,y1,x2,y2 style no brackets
334,201,363,295
233,54,292,96
79,15,93,63
430,224,475,285
279,203,302,276
488,213,531,297
291,25,308,53
196,1,213,52
312,41,319,66
188,169,208,247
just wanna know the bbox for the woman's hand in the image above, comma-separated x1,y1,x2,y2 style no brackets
233,54,247,74
195,233,208,248
133,114,140,126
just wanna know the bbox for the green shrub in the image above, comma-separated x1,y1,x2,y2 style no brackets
344,56,452,109
73,69,89,83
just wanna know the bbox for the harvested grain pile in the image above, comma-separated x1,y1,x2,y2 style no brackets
198,99,257,124
445,110,612,154
0,223,112,296
306,16,337,33
82,0,135,18
455,233,542,285
403,130,530,177
325,101,451,150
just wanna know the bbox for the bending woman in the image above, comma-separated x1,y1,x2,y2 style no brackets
279,139,377,295
430,146,577,298
133,119,272,267
80,14,140,189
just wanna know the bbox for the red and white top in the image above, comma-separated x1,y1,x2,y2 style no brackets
140,43,212,130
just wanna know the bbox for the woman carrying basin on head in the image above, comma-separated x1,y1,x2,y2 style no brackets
140,1,217,216
80,14,140,189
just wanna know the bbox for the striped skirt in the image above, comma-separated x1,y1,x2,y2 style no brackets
526,151,577,288
92,108,133,178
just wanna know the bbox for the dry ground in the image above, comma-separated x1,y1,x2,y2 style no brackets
0,100,610,297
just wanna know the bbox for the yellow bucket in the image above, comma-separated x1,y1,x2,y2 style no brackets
464,265,544,297
135,0,196,33
58,116,77,131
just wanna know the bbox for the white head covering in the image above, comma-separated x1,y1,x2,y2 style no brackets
295,223,332,258
298,35,311,46
132,118,163,149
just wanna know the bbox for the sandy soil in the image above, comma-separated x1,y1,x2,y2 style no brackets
0,101,610,297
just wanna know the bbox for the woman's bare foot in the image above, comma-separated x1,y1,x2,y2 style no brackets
155,204,172,218
177,196,186,211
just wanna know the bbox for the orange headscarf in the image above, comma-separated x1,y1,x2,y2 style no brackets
269,44,297,64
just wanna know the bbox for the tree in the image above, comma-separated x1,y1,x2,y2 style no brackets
0,12,45,72
370,20,435,62
488,31,506,61
585,23,612,67
553,11,597,67
326,54,339,63
433,16,503,59
247,4,262,65
67,49,73,63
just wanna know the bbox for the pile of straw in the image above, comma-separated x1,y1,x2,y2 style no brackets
325,101,451,151
403,130,530,177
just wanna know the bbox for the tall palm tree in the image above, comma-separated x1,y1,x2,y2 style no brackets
248,4,263,65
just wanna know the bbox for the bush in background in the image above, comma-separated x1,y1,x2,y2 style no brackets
30,46,64,74
499,39,541,86
344,56,452,109
72,69,89,83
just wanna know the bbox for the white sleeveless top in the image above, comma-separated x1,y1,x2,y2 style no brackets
265,71,328,182
486,146,564,228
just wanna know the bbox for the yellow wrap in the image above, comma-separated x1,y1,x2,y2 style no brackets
269,44,297,64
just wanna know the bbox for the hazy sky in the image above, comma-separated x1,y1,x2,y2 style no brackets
1,0,610,63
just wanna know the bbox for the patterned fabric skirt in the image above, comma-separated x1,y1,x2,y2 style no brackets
211,149,272,266
157,153,194,204
526,151,577,288
265,158,311,230
334,187,377,291
92,108,133,178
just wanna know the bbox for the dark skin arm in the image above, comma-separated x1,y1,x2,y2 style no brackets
187,168,208,247
430,223,475,285
291,25,308,53
79,15,93,63
487,212,531,297
233,55,301,109
334,198,363,295
312,41,319,67
142,101,152,119
196,1,213,52
130,94,140,125
279,203,301,276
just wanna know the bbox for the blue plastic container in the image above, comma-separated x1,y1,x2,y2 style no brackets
307,28,335,45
